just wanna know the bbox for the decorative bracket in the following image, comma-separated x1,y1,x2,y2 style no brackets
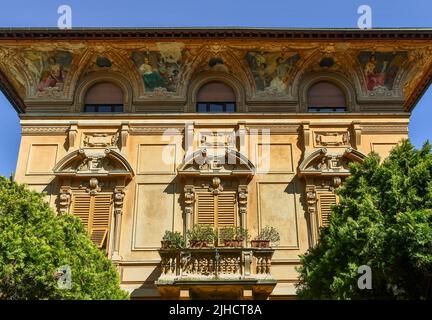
59,186,72,214
68,122,78,151
184,185,195,215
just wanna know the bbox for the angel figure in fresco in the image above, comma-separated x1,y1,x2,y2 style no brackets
364,54,386,90
138,56,166,92
37,56,65,91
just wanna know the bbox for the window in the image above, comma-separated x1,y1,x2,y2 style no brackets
196,191,236,228
71,192,112,249
308,81,346,112
84,82,124,113
196,82,236,112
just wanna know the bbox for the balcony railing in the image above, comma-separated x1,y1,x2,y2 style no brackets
157,247,275,282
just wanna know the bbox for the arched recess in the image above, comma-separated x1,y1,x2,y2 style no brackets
74,71,133,112
298,72,358,112
53,148,134,261
186,72,247,112
298,147,366,246
177,149,255,242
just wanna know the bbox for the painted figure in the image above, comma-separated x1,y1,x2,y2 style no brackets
131,43,186,93
138,56,165,91
246,52,300,94
358,51,408,91
37,57,65,91
23,51,72,94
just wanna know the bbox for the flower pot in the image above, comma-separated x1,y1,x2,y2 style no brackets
190,240,209,248
224,240,243,247
251,240,270,248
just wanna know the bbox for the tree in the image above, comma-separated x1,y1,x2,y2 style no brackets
296,140,432,299
0,177,129,299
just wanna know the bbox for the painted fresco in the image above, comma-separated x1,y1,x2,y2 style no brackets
131,43,187,93
358,51,408,91
245,52,300,94
23,51,73,93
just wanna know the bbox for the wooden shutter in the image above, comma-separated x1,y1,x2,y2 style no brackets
197,192,215,225
217,192,236,227
91,194,112,248
318,192,337,227
71,192,112,249
71,194,91,228
196,191,236,228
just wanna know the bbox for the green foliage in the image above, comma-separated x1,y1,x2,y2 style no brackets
187,224,217,243
218,226,250,241
296,140,432,299
255,226,280,244
0,177,129,300
162,230,185,249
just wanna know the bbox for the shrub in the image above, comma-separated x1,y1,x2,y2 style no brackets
0,177,128,300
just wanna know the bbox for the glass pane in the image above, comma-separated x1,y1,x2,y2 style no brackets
84,105,96,112
113,105,124,112
197,103,207,112
226,103,235,112
98,105,112,112
209,103,223,112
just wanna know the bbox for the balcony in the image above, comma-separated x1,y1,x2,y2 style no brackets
156,247,276,299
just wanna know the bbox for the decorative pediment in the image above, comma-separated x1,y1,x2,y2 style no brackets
53,148,134,179
299,147,366,177
178,149,255,177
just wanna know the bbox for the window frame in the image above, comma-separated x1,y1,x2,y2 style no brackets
84,104,124,113
196,101,236,113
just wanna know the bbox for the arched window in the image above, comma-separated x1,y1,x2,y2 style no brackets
84,82,124,113
307,81,346,112
196,82,236,112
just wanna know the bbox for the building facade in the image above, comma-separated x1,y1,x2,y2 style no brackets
1,28,431,299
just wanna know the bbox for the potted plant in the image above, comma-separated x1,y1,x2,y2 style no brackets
219,226,249,247
251,226,280,248
161,230,185,249
187,224,217,248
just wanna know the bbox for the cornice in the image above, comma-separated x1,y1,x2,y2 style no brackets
1,28,432,40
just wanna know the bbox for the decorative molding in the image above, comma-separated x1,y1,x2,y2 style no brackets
352,121,362,147
83,132,119,148
361,125,408,134
129,126,185,135
208,176,223,195
86,177,101,195
53,148,134,179
314,131,350,147
22,126,69,136
247,125,299,134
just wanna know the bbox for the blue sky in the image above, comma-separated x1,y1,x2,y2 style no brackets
0,0,431,176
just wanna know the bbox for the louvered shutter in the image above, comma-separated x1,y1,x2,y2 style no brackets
71,192,112,249
318,192,337,227
91,194,112,248
71,194,91,228
217,192,236,227
197,193,215,225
